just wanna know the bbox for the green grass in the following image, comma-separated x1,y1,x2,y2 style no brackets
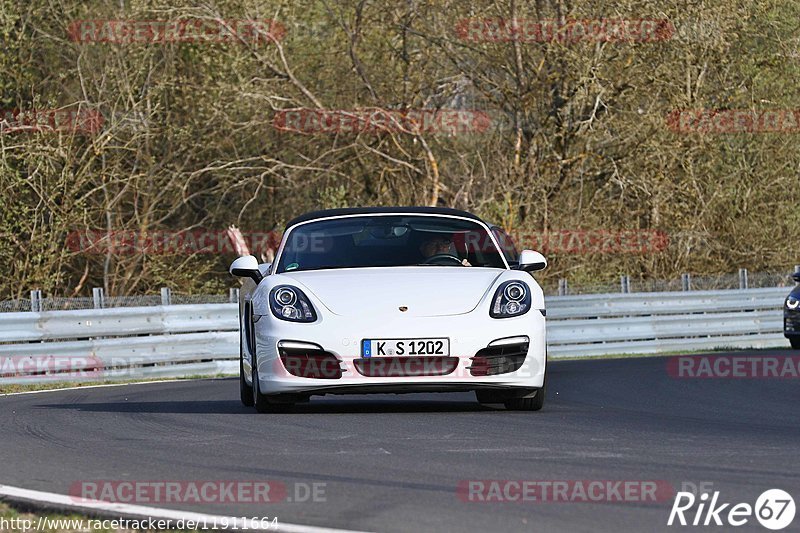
551,345,789,361
0,502,112,532
0,373,236,395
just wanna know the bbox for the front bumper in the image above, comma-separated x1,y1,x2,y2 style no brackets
248,309,546,396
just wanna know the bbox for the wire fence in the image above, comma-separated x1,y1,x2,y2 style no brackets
1,268,798,312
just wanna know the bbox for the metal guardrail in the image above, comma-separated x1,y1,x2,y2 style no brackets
0,287,791,383
3,267,797,313
546,287,788,357
1,304,237,342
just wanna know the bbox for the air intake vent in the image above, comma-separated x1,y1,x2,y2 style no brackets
468,342,528,376
278,345,343,379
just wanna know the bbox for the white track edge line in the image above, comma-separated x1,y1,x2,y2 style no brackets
0,484,367,533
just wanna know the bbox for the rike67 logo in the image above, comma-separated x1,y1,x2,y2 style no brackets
668,489,795,530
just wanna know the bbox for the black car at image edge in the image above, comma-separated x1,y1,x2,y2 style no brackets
784,271,800,349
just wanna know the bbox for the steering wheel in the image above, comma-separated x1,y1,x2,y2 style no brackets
423,253,464,266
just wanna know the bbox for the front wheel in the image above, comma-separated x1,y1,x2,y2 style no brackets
504,386,545,411
252,360,304,413
505,375,546,411
791,338,800,350
252,360,275,413
475,383,546,411
239,308,253,407
240,356,254,406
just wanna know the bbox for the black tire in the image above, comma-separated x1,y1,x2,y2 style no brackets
475,390,504,404
240,308,255,406
504,378,546,411
791,338,800,350
252,360,274,413
252,359,300,413
239,343,254,407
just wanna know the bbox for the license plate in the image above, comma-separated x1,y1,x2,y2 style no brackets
362,338,449,358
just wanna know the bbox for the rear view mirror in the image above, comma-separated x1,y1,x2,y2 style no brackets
515,250,547,272
230,255,263,283
792,272,800,283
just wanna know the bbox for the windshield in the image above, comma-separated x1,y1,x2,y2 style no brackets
275,215,507,273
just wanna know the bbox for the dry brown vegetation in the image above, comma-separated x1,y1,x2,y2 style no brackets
1,0,799,298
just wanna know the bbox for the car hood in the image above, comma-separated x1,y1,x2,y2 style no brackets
279,267,505,317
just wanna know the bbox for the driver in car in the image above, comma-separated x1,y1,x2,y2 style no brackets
419,235,471,266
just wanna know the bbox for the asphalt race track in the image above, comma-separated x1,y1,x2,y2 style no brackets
2,350,799,532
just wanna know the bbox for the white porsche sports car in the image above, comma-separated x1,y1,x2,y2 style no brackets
230,207,548,412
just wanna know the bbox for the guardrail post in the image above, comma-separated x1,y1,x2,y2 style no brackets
30,289,42,312
160,287,172,306
681,273,692,291
620,275,631,293
92,287,105,309
229,288,239,303
558,278,568,296
738,268,749,289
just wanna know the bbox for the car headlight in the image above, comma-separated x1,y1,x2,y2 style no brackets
787,297,800,310
490,281,531,318
269,285,317,322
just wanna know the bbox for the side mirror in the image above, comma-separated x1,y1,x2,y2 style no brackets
515,250,547,272
230,255,263,283
793,272,800,283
